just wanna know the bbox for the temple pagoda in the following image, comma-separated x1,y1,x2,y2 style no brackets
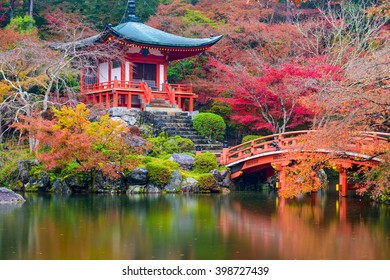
76,0,222,112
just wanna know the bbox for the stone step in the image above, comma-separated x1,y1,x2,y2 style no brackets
165,127,196,132
158,117,192,122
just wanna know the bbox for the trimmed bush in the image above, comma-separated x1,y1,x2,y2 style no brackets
242,135,262,143
192,113,226,141
196,173,219,192
148,133,194,157
146,162,172,186
194,152,218,173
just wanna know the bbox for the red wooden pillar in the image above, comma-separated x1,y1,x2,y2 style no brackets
177,96,182,109
182,99,186,111
279,165,286,190
127,93,132,109
80,69,85,94
106,92,110,108
92,94,97,104
113,91,118,107
339,168,348,197
189,97,194,112
99,93,103,105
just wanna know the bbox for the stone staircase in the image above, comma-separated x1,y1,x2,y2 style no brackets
150,98,172,108
152,111,223,155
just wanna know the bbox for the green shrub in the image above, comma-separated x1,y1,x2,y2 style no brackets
0,149,31,188
196,173,218,192
194,152,218,173
242,135,262,143
146,162,173,186
192,113,226,141
148,133,194,156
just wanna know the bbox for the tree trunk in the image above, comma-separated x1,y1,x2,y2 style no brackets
29,0,34,17
285,0,292,23
10,0,15,19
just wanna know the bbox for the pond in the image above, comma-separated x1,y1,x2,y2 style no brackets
1,188,389,260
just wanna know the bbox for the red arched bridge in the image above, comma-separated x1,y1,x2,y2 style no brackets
220,130,390,197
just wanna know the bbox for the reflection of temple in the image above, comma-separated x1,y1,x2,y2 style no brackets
78,0,222,112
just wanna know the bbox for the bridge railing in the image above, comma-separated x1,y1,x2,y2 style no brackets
221,131,313,165
220,130,390,165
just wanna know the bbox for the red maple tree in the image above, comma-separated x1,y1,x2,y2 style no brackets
211,57,342,134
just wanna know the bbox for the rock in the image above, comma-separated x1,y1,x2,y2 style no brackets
17,160,39,185
180,177,198,192
127,185,145,194
27,171,51,192
125,136,148,149
221,187,231,194
210,169,222,182
122,115,137,126
52,179,72,195
211,169,233,188
64,175,88,192
108,107,127,117
110,117,123,122
145,184,161,194
127,168,148,185
0,187,25,204
163,170,182,193
210,185,221,193
318,169,328,188
94,172,124,193
169,153,194,171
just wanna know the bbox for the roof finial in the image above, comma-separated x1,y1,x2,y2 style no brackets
128,0,136,18
125,0,141,22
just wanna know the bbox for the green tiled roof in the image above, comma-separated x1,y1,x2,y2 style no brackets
108,21,222,48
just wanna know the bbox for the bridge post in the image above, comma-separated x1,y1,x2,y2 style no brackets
339,168,348,197
221,141,229,165
273,162,289,190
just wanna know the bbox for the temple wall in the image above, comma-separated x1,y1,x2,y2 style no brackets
99,62,109,83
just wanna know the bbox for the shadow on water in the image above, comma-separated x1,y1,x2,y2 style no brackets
0,187,389,260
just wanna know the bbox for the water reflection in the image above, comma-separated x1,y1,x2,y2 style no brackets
0,190,389,260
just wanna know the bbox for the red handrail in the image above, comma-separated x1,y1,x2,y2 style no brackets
139,81,152,107
164,83,176,106
221,131,390,165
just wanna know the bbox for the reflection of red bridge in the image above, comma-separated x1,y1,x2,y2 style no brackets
220,131,390,197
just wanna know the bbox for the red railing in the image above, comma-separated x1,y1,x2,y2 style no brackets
221,131,390,165
164,83,176,106
82,81,193,94
81,80,141,93
139,81,152,106
169,83,193,93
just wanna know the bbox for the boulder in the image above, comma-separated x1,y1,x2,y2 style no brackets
0,187,25,204
17,159,39,185
108,107,127,117
169,153,194,171
64,175,89,192
180,177,198,193
145,184,161,194
122,115,137,126
211,169,234,188
94,172,124,193
110,117,123,122
52,179,72,195
163,170,182,193
127,168,148,185
127,185,145,194
27,171,51,192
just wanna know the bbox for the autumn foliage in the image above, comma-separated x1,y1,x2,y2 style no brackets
14,104,144,180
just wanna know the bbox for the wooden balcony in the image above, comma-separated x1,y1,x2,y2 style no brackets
80,80,197,112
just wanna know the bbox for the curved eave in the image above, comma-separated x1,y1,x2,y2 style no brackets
106,22,223,49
